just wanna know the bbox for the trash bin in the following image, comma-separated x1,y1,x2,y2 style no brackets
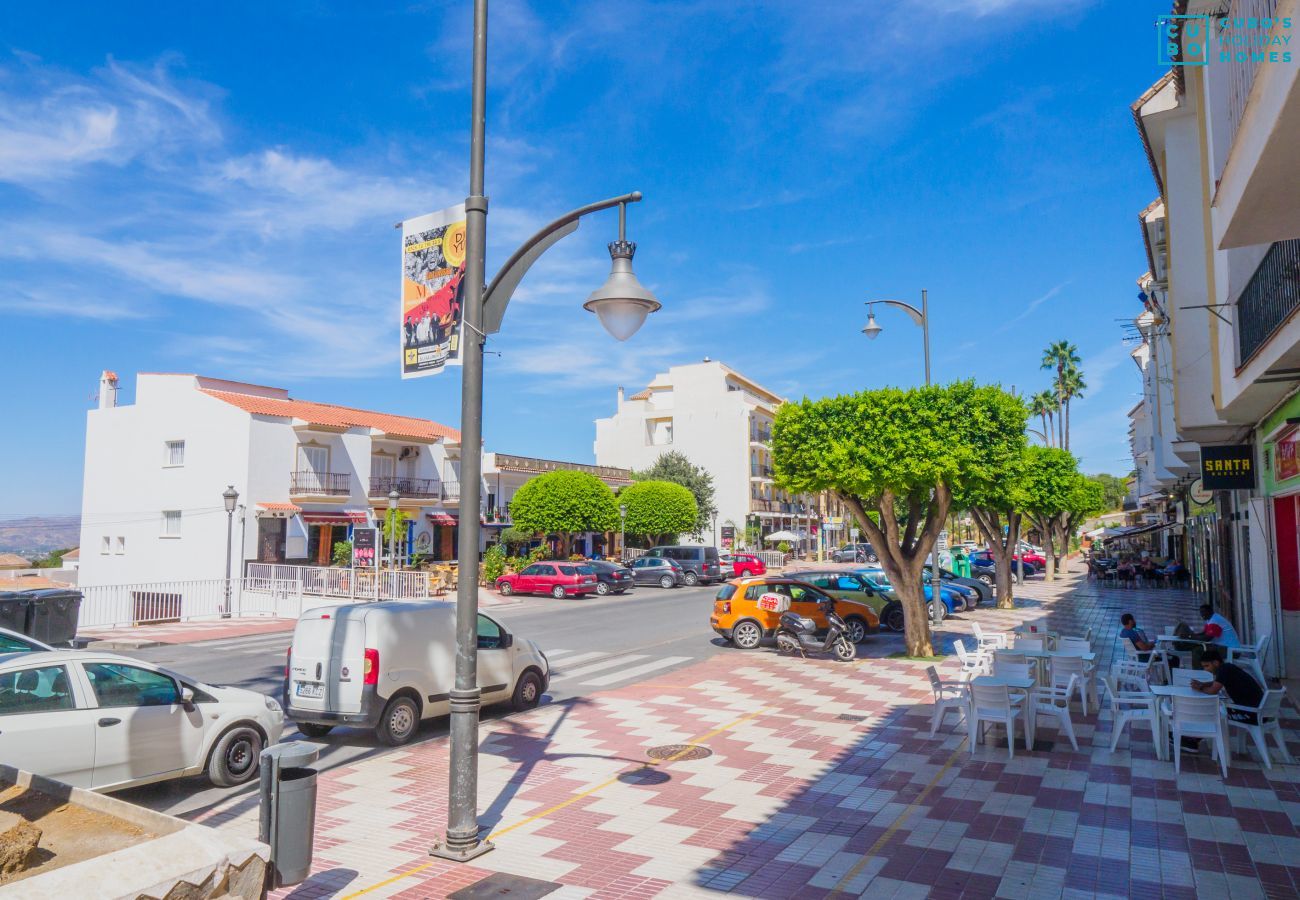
259,741,320,889
22,589,83,646
0,592,31,634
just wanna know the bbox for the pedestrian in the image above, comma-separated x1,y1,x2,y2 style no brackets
1193,646,1262,723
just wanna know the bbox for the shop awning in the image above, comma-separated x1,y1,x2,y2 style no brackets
427,513,457,526
256,502,302,515
301,510,370,525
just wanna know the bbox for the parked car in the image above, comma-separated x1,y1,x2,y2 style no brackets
922,566,993,605
968,550,1038,585
0,649,284,791
0,627,55,654
496,561,598,598
720,552,767,577
797,571,902,634
586,560,634,595
645,545,724,585
629,556,685,588
285,601,548,745
832,543,879,564
854,567,962,620
711,576,880,649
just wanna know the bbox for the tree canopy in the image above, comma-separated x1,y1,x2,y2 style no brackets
1019,447,1106,577
1087,473,1128,511
508,471,619,555
632,450,716,538
618,480,698,546
774,381,1027,655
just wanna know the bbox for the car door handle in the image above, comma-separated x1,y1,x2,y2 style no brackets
98,717,122,727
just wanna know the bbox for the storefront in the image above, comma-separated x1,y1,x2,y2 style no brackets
1261,393,1300,677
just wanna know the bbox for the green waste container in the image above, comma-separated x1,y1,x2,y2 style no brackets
22,589,82,646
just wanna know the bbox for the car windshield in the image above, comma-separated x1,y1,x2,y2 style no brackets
576,565,595,575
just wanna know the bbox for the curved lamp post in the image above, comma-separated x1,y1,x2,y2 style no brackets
619,503,628,560
222,486,239,618
435,0,660,864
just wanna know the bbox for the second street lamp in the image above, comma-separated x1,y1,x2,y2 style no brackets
619,503,628,561
388,489,400,572
433,0,661,864
222,485,239,618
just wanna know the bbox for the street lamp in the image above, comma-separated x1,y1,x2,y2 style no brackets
619,503,628,560
711,509,718,548
862,289,941,623
388,489,400,572
222,486,238,618
434,0,660,864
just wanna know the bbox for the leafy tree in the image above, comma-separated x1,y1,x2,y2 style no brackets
381,509,409,565
1019,447,1103,579
1060,364,1086,452
508,470,619,557
958,444,1032,609
482,543,508,585
774,381,1028,657
332,540,352,567
31,548,73,568
618,480,698,547
499,526,537,554
631,450,716,539
1087,473,1128,511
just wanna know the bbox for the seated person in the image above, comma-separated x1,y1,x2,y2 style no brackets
1119,613,1179,667
1193,646,1263,723
1116,557,1136,586
1190,604,1241,649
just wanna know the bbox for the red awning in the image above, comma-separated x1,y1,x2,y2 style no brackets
427,513,457,526
302,510,370,525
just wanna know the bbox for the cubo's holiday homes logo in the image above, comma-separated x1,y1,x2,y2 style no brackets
1157,13,1293,66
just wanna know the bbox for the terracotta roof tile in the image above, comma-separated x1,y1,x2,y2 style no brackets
0,553,31,568
201,390,460,442
257,502,303,512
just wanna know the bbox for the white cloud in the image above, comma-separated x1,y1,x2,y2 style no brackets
993,282,1069,334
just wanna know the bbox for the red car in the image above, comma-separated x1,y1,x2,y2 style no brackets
496,561,597,598
721,552,767,577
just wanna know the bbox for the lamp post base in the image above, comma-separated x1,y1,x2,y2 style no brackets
430,839,495,862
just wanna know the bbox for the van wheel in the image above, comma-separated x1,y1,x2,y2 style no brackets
376,695,420,746
207,724,263,788
732,620,763,649
551,585,567,599
498,581,514,596
512,671,543,712
845,616,868,644
297,722,334,738
659,575,675,589
683,571,699,586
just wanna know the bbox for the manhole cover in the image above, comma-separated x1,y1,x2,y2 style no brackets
619,768,671,786
646,743,713,761
449,873,561,899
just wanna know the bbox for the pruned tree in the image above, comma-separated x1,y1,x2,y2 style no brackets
1054,475,1106,571
632,451,716,539
508,471,619,557
773,382,1028,657
958,443,1032,610
618,480,698,547
1019,447,1094,580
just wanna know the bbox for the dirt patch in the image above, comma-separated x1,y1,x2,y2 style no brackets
0,783,157,886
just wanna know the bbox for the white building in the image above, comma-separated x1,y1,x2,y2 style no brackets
482,452,632,555
79,372,466,587
593,359,832,550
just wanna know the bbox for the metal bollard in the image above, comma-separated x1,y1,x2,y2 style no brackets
258,741,321,890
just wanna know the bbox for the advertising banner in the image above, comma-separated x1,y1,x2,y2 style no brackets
1275,427,1299,484
401,204,468,379
352,527,379,570
1200,444,1256,490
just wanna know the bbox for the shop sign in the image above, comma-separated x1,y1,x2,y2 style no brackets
1275,426,1299,484
1200,444,1256,490
352,527,379,569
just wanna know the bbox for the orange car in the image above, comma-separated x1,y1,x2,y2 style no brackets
710,576,880,650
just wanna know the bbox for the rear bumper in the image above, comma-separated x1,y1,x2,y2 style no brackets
284,681,384,729
563,584,596,595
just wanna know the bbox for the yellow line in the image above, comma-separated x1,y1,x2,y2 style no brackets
831,736,967,894
342,706,770,898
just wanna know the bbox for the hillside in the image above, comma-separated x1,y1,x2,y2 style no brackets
0,516,80,558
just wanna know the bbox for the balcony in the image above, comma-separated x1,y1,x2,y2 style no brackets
749,430,772,445
751,498,777,513
1237,238,1300,365
441,480,461,501
750,464,774,479
368,476,439,500
290,470,350,497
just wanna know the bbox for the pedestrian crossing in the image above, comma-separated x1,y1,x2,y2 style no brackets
192,632,295,654
543,647,694,689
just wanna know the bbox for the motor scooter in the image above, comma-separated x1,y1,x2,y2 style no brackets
773,595,856,661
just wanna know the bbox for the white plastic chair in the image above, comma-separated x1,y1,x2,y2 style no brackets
1113,660,1152,693
994,660,1032,681
1058,637,1091,655
927,666,969,737
1015,635,1046,652
1051,655,1093,714
1170,694,1228,779
968,683,1028,760
1033,673,1080,751
1101,675,1161,759
971,622,1007,651
1224,688,1294,770
1228,633,1271,670
952,640,988,677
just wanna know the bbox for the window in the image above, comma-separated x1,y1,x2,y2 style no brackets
299,444,328,473
371,454,396,480
115,536,126,555
838,576,865,592
520,564,543,576
558,565,577,575
0,634,37,653
165,440,185,467
101,536,111,555
476,614,505,650
161,510,182,537
646,417,673,446
0,666,75,715
83,662,180,708
534,565,556,576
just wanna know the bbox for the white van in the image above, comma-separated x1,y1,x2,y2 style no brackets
283,601,548,745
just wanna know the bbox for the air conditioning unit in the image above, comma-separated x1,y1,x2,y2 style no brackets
399,446,420,460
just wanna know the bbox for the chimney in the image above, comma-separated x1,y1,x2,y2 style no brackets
617,386,624,410
98,371,118,409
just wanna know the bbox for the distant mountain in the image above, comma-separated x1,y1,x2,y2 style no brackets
0,516,80,558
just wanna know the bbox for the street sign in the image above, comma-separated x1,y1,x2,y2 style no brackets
937,530,949,552
1200,444,1255,490
352,527,379,569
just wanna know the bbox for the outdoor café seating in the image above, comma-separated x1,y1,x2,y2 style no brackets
927,666,969,737
1224,688,1294,770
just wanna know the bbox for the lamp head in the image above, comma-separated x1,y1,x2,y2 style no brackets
619,503,628,517
388,488,400,508
222,485,239,513
584,240,661,341
862,311,882,340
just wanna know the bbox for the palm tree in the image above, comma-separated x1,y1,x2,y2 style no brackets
1028,390,1058,446
1041,341,1081,449
1060,365,1087,451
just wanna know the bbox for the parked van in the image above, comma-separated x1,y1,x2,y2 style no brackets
645,545,723,585
283,601,548,745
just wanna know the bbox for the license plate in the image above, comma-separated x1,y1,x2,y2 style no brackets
295,682,324,699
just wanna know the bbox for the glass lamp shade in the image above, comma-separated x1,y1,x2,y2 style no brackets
862,312,882,340
584,250,661,341
222,485,239,513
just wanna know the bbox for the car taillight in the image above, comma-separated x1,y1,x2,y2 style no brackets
363,648,379,685
719,601,731,614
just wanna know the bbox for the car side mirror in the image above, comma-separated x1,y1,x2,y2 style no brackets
180,686,195,712
500,633,514,649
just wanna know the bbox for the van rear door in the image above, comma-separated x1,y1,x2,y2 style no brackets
289,608,367,715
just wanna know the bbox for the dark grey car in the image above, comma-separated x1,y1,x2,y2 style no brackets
629,556,684,588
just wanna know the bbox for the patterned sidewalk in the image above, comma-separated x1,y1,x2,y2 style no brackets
188,568,1300,899
79,616,297,647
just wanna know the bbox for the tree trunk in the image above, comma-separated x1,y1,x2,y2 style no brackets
559,533,572,557
1037,518,1057,580
971,506,1019,609
1064,397,1071,452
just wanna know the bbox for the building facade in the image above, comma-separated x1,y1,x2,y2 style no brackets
1125,4,1300,676
483,453,633,556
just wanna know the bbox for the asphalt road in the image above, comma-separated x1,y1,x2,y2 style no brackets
113,582,731,816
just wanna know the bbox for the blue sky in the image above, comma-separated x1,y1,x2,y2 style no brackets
2,0,1166,514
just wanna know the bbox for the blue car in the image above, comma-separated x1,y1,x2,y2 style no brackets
854,567,964,620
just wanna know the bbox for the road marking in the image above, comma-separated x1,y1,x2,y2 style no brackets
551,654,647,681
187,633,293,650
546,651,607,668
341,705,771,899
579,656,692,686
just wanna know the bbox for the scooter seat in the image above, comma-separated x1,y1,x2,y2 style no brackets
779,612,817,634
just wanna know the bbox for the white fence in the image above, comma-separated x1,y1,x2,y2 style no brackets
245,564,430,601
78,578,268,629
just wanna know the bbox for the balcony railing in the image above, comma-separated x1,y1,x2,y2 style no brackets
441,480,461,501
368,476,439,499
1237,238,1300,365
290,470,350,496
750,430,772,444
1222,0,1281,163
750,464,774,478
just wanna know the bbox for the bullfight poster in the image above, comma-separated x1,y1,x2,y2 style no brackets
400,203,467,378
